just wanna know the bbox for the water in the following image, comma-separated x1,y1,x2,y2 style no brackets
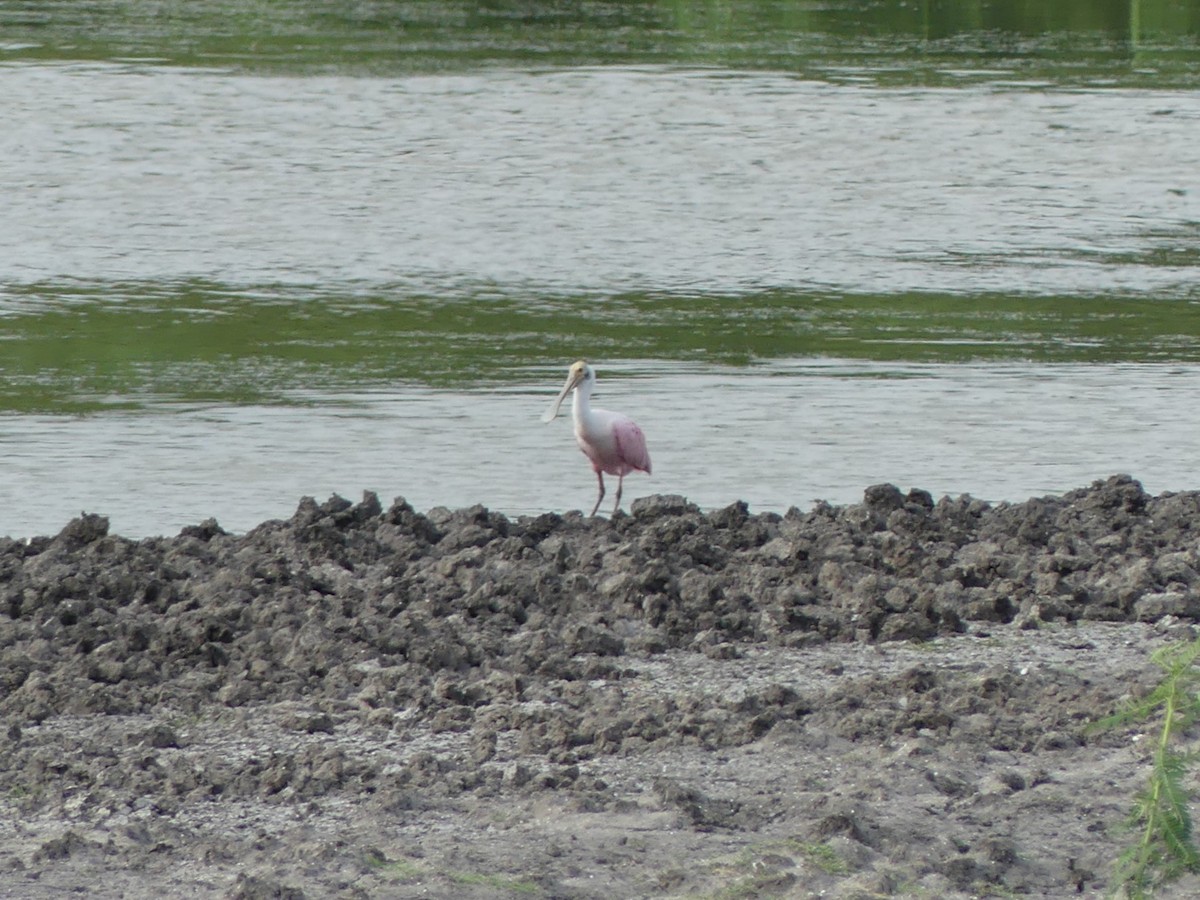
2,360,1199,537
1,1,1199,537
5,65,1198,294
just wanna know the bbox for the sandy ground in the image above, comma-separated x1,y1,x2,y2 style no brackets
3,475,1200,898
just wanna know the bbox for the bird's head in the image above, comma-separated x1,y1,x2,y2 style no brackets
569,359,593,385
541,359,594,423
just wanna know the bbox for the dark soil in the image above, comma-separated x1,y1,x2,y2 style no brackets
3,474,1200,898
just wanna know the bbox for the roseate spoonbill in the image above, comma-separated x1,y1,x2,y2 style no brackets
541,360,652,517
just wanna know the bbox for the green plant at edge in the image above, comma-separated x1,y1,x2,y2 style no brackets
367,853,539,895
800,841,850,876
1092,637,1200,897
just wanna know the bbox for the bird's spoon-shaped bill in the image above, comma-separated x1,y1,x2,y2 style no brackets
541,369,582,423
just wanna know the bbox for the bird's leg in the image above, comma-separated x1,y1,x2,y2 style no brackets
612,473,624,516
590,471,606,516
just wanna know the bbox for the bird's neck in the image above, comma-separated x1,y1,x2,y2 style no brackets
571,385,593,425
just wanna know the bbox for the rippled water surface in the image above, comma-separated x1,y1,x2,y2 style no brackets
2,0,1199,536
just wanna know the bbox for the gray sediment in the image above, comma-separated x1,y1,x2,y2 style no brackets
1,474,1197,898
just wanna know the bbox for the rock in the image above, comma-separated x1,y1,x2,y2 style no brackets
1134,591,1200,621
863,483,905,511
1,480,1199,899
630,494,701,519
229,873,306,900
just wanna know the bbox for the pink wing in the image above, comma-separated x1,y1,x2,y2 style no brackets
612,418,652,475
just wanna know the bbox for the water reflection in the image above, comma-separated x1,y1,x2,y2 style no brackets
2,0,1199,87
2,285,1200,414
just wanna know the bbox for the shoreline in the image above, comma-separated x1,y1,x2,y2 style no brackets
2,474,1199,897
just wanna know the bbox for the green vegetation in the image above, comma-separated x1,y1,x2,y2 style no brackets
368,853,539,895
799,840,851,876
370,857,423,879
700,837,850,898
1,0,1199,87
449,870,540,894
1093,637,1200,898
4,279,1200,413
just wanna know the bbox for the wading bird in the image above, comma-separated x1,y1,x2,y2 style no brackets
542,360,652,517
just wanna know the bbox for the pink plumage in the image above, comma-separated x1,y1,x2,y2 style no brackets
542,361,652,516
610,418,652,475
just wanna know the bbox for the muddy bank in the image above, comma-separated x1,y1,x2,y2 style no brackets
1,474,1199,898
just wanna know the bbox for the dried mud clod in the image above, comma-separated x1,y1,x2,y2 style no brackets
1,474,1198,898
